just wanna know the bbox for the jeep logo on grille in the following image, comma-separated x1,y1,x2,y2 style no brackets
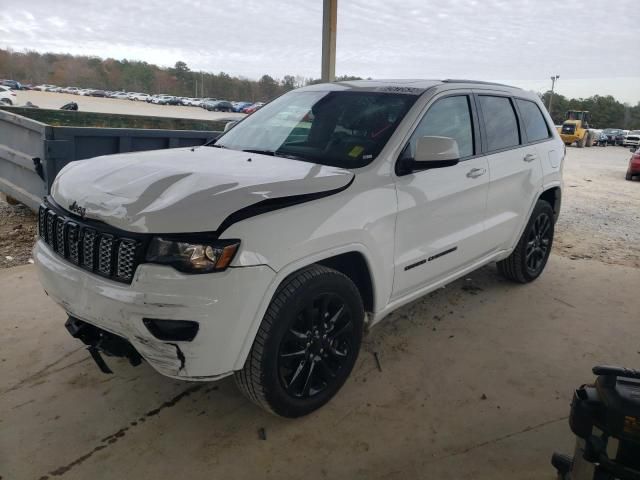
68,201,86,218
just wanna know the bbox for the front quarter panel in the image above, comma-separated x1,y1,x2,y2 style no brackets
223,173,397,314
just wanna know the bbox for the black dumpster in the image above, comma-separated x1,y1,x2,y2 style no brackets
0,106,227,210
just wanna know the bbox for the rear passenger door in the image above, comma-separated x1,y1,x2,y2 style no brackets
476,93,543,252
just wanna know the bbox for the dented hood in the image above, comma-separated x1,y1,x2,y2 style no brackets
51,146,354,233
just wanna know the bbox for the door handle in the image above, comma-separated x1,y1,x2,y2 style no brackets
466,167,486,179
524,153,537,162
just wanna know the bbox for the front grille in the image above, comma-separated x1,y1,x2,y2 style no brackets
38,203,142,283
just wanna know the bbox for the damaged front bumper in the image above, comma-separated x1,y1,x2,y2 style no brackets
33,240,275,380
66,316,143,373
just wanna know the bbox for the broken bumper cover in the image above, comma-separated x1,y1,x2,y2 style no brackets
33,240,275,380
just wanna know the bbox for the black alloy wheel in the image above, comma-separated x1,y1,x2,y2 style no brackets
235,265,364,417
525,212,552,276
278,292,355,399
497,200,555,283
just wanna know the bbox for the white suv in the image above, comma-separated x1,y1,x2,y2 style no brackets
34,79,564,417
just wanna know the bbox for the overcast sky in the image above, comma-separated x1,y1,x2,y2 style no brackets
1,0,639,102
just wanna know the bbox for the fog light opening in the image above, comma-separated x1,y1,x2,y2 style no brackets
143,319,199,342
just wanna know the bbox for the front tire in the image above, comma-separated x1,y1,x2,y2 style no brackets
497,200,555,283
235,265,364,417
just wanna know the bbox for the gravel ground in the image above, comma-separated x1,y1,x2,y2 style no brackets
0,196,36,269
0,144,637,270
554,144,639,268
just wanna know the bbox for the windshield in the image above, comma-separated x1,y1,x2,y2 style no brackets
214,90,418,168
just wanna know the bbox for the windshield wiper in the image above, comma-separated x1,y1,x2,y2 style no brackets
242,149,305,162
242,149,276,156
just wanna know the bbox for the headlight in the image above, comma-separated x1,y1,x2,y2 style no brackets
145,237,240,273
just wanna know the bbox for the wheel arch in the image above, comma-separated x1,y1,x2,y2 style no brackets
232,245,379,371
539,186,561,223
316,251,375,314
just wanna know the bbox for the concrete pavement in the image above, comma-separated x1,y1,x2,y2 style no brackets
1,255,638,479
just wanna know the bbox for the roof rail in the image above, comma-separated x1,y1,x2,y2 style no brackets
442,79,520,89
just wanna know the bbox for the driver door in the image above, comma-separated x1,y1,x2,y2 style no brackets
392,94,490,299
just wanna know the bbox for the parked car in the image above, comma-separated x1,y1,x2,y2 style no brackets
78,89,93,96
151,94,169,104
204,100,233,112
232,101,253,112
0,85,17,105
603,128,624,145
187,98,203,107
90,90,107,97
47,86,62,93
35,84,55,91
34,79,564,417
199,97,218,108
594,131,608,147
622,130,640,148
243,102,265,114
626,147,640,181
1,79,22,90
152,95,180,105
111,92,129,100
129,92,150,101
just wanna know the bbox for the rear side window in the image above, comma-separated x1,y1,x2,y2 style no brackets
407,95,474,158
516,99,550,142
478,96,520,152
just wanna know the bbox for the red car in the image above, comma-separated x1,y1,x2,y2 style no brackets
242,102,265,114
626,148,640,181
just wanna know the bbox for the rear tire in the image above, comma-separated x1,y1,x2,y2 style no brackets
586,133,594,147
1,98,12,105
497,200,555,283
235,265,364,417
577,135,587,148
627,173,633,181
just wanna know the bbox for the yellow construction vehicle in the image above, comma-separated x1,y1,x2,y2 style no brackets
557,110,596,148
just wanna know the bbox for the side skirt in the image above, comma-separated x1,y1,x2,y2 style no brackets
370,249,511,326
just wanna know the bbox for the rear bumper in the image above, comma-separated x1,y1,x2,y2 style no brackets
560,134,580,144
34,240,275,380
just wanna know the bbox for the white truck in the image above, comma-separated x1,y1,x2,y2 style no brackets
34,79,564,417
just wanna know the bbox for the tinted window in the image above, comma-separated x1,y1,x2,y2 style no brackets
478,96,520,151
516,99,550,142
408,96,474,158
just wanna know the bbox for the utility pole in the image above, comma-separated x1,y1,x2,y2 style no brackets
321,0,337,82
548,75,560,116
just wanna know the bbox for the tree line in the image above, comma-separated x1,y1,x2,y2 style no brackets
540,91,639,130
0,48,360,102
1,48,638,128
